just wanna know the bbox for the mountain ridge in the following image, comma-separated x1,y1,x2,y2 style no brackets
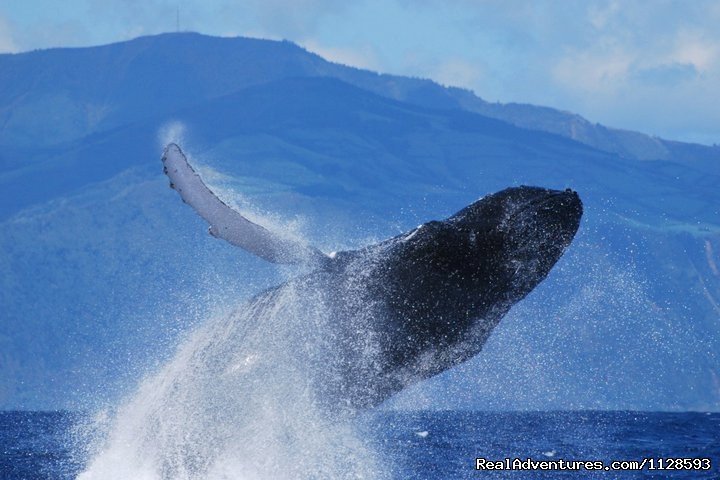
1,32,718,173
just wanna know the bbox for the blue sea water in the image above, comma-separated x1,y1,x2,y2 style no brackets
1,410,718,479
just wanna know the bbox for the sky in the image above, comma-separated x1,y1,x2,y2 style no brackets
1,0,719,146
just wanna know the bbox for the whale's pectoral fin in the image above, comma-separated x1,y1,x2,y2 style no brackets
162,143,329,265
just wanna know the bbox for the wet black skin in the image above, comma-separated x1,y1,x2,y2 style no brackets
243,186,581,411
314,186,583,410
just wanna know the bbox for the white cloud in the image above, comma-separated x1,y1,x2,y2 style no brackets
300,39,380,71
0,15,19,53
552,47,634,95
236,29,284,42
216,0,353,40
430,58,484,90
587,0,620,30
669,30,719,73
546,8,720,143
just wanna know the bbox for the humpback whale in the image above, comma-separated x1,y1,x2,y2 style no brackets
162,143,582,411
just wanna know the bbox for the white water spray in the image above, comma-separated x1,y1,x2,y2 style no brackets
78,271,382,480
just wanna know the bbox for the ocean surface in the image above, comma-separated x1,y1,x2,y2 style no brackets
1,410,718,479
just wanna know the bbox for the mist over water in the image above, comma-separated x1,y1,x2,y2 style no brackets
77,273,384,480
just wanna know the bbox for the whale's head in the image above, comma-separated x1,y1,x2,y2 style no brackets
356,186,582,382
444,186,583,296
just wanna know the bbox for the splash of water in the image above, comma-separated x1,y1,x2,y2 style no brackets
158,121,187,152
78,278,383,480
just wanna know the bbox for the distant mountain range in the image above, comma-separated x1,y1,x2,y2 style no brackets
2,33,718,169
0,33,718,411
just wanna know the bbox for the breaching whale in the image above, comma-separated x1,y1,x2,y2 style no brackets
162,143,582,411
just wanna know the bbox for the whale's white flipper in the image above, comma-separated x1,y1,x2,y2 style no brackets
162,143,329,265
